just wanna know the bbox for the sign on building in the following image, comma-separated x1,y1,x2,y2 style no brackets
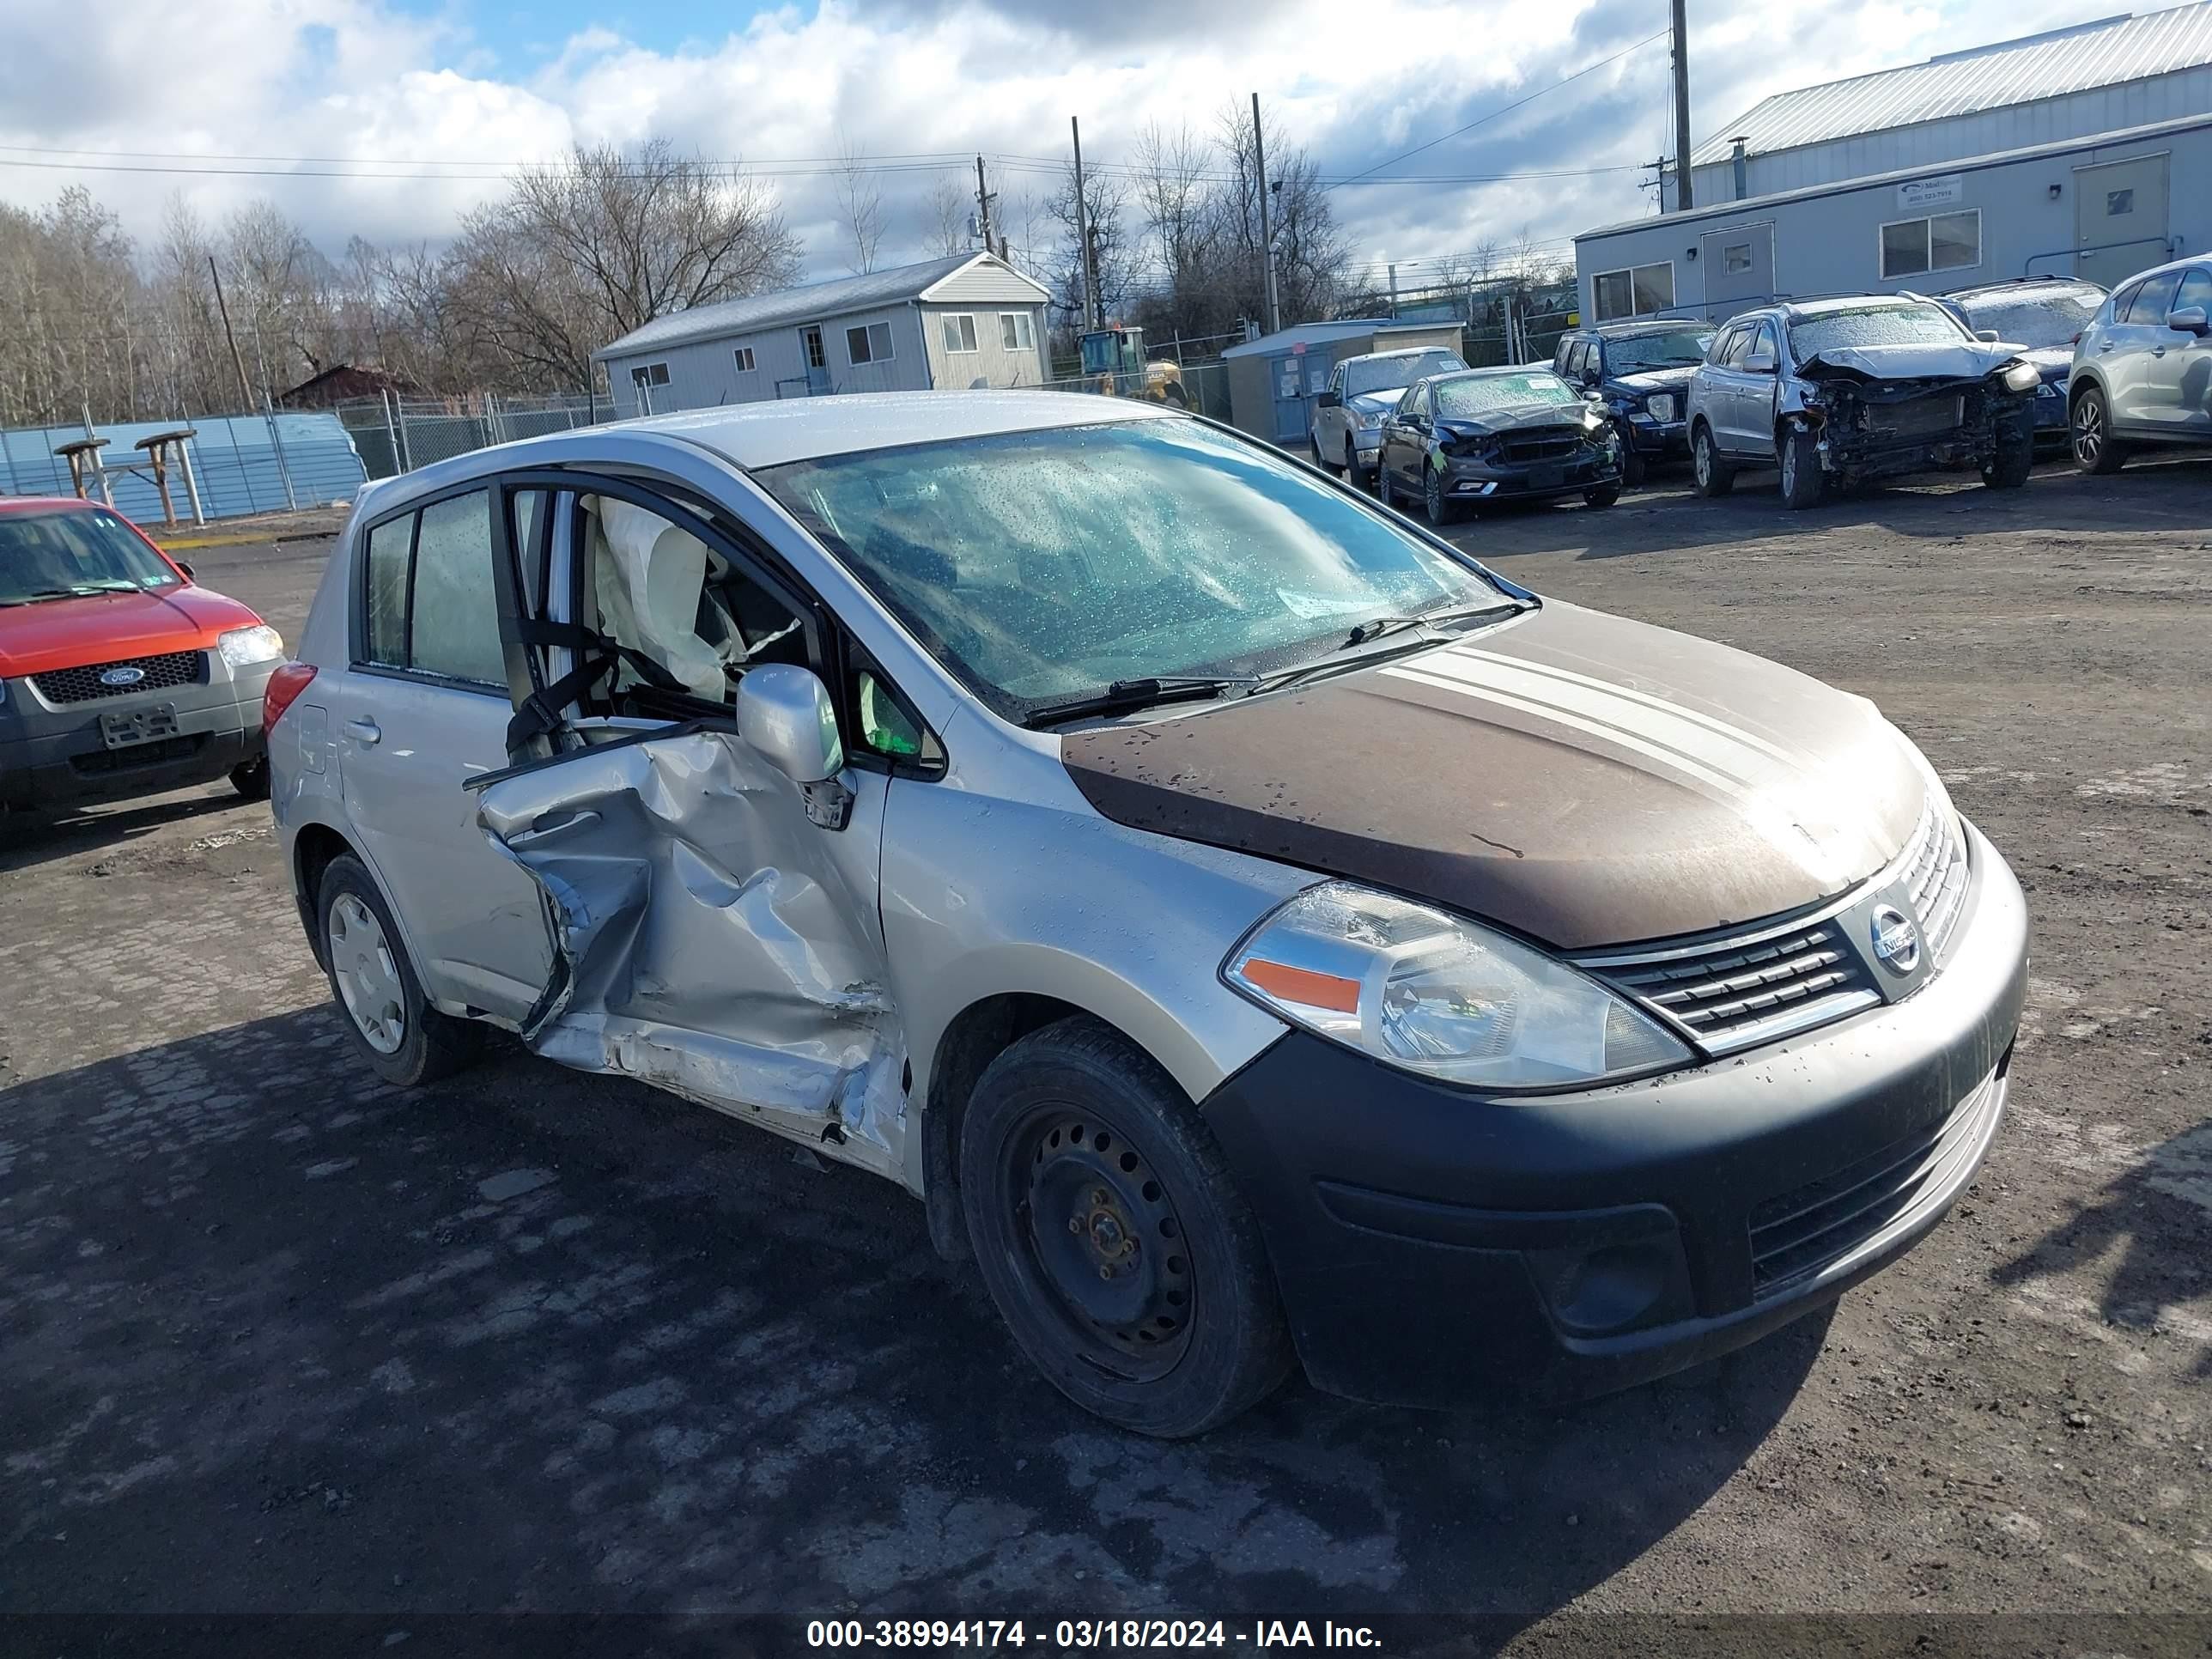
1896,175,1965,212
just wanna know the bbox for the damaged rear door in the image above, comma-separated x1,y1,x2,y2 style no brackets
467,473,906,1175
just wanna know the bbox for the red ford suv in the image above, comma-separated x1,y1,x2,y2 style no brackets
0,497,283,814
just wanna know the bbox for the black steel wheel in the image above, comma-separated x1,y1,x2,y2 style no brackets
959,1017,1293,1437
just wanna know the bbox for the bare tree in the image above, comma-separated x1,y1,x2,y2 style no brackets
447,140,801,392
834,134,885,275
921,175,973,258
1047,161,1133,337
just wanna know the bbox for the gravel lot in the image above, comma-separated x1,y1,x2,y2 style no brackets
3,455,2209,1645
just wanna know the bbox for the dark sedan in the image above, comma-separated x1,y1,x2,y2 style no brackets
1376,367,1623,524
1553,320,1713,483
1936,276,2106,447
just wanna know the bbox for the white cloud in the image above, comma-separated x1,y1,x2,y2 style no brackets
0,0,2136,280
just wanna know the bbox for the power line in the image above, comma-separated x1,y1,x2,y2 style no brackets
1323,29,1670,191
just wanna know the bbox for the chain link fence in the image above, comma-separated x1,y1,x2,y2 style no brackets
331,392,607,480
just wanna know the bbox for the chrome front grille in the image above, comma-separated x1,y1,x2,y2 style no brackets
32,650,204,704
1748,1060,2005,1297
1578,918,1881,1056
1900,797,1969,960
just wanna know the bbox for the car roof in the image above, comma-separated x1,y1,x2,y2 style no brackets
1346,346,1455,361
1431,363,1565,381
1942,276,2106,302
2107,251,2209,287
1580,319,1708,337
1777,294,1938,321
0,495,98,516
575,390,1181,471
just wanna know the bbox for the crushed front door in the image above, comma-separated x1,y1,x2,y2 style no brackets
470,477,904,1175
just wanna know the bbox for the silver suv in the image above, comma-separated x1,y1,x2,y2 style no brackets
1686,295,2042,508
271,392,2027,1435
2067,253,2212,472
1311,348,1466,488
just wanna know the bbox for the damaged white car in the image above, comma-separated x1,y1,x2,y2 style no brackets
270,393,2027,1437
1686,295,2042,508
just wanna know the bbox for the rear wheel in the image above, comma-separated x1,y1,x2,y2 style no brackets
2071,384,2128,475
1778,423,1824,509
1310,437,1339,477
958,1018,1294,1437
317,854,485,1088
228,757,270,800
1691,423,1735,498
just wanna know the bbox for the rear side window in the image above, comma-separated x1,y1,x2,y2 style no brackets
2172,268,2212,316
2121,270,2180,323
357,488,505,687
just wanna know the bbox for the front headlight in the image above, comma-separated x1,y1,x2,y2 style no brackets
1646,392,1677,422
2000,360,2041,394
1224,882,1692,1091
217,623,284,668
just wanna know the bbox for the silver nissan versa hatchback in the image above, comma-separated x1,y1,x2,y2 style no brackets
270,392,2028,1437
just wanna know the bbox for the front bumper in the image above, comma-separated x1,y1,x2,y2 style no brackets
1443,446,1621,501
1622,411,1690,458
0,655,273,808
1202,821,2027,1409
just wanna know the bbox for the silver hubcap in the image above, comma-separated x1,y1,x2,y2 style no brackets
1695,434,1711,485
2075,403,2101,463
330,893,406,1054
1782,442,1796,493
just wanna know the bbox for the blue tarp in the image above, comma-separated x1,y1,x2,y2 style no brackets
0,413,366,524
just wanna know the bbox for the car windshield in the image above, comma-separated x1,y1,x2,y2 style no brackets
0,507,179,606
1604,329,1712,372
1433,372,1581,418
759,419,1510,720
1954,287,2103,348
1789,304,1971,357
1346,351,1465,397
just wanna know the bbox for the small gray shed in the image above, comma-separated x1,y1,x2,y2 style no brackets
1222,321,1467,447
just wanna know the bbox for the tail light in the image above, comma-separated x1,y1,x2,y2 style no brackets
262,661,318,735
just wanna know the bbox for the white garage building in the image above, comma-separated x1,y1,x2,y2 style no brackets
596,252,1053,416
1575,4,2212,324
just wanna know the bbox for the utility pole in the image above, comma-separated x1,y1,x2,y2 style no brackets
1251,93,1280,335
975,155,996,252
1670,0,1694,211
208,255,253,410
1071,117,1097,330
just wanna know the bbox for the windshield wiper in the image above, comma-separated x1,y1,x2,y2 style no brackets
1341,599,1526,648
1019,674,1259,728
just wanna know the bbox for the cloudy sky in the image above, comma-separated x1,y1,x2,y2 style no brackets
0,0,2135,291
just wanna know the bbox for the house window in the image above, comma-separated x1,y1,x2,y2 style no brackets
1723,242,1753,275
1880,209,1980,278
846,321,895,366
941,313,979,354
630,362,670,389
999,312,1036,351
1592,262,1674,321
733,346,756,373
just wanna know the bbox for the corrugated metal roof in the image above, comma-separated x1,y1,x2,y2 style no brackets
1692,2,2212,164
595,252,1043,360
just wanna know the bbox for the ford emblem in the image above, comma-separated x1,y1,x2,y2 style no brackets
99,665,146,688
1869,904,1921,975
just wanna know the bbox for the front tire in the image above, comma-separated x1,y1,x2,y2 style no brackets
1778,423,1824,509
1691,422,1735,498
1983,425,2033,489
1616,425,1647,487
2071,384,2128,475
1584,481,1621,509
1423,464,1462,526
958,1017,1294,1437
317,854,485,1088
1310,438,1340,477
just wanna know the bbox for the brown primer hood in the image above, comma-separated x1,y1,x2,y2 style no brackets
1060,603,1927,951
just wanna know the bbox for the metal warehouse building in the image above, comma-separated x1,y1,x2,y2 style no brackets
595,252,1051,416
1575,3,2212,323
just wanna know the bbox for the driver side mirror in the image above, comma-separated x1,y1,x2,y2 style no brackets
736,664,844,785
1317,388,1342,408
1582,388,1606,403
1743,348,1778,374
173,560,195,581
1974,328,2002,343
2170,305,2209,335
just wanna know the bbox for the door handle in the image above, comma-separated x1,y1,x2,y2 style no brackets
2094,342,2115,353
346,717,382,744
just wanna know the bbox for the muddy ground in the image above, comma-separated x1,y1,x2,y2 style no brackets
3,455,2209,1648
